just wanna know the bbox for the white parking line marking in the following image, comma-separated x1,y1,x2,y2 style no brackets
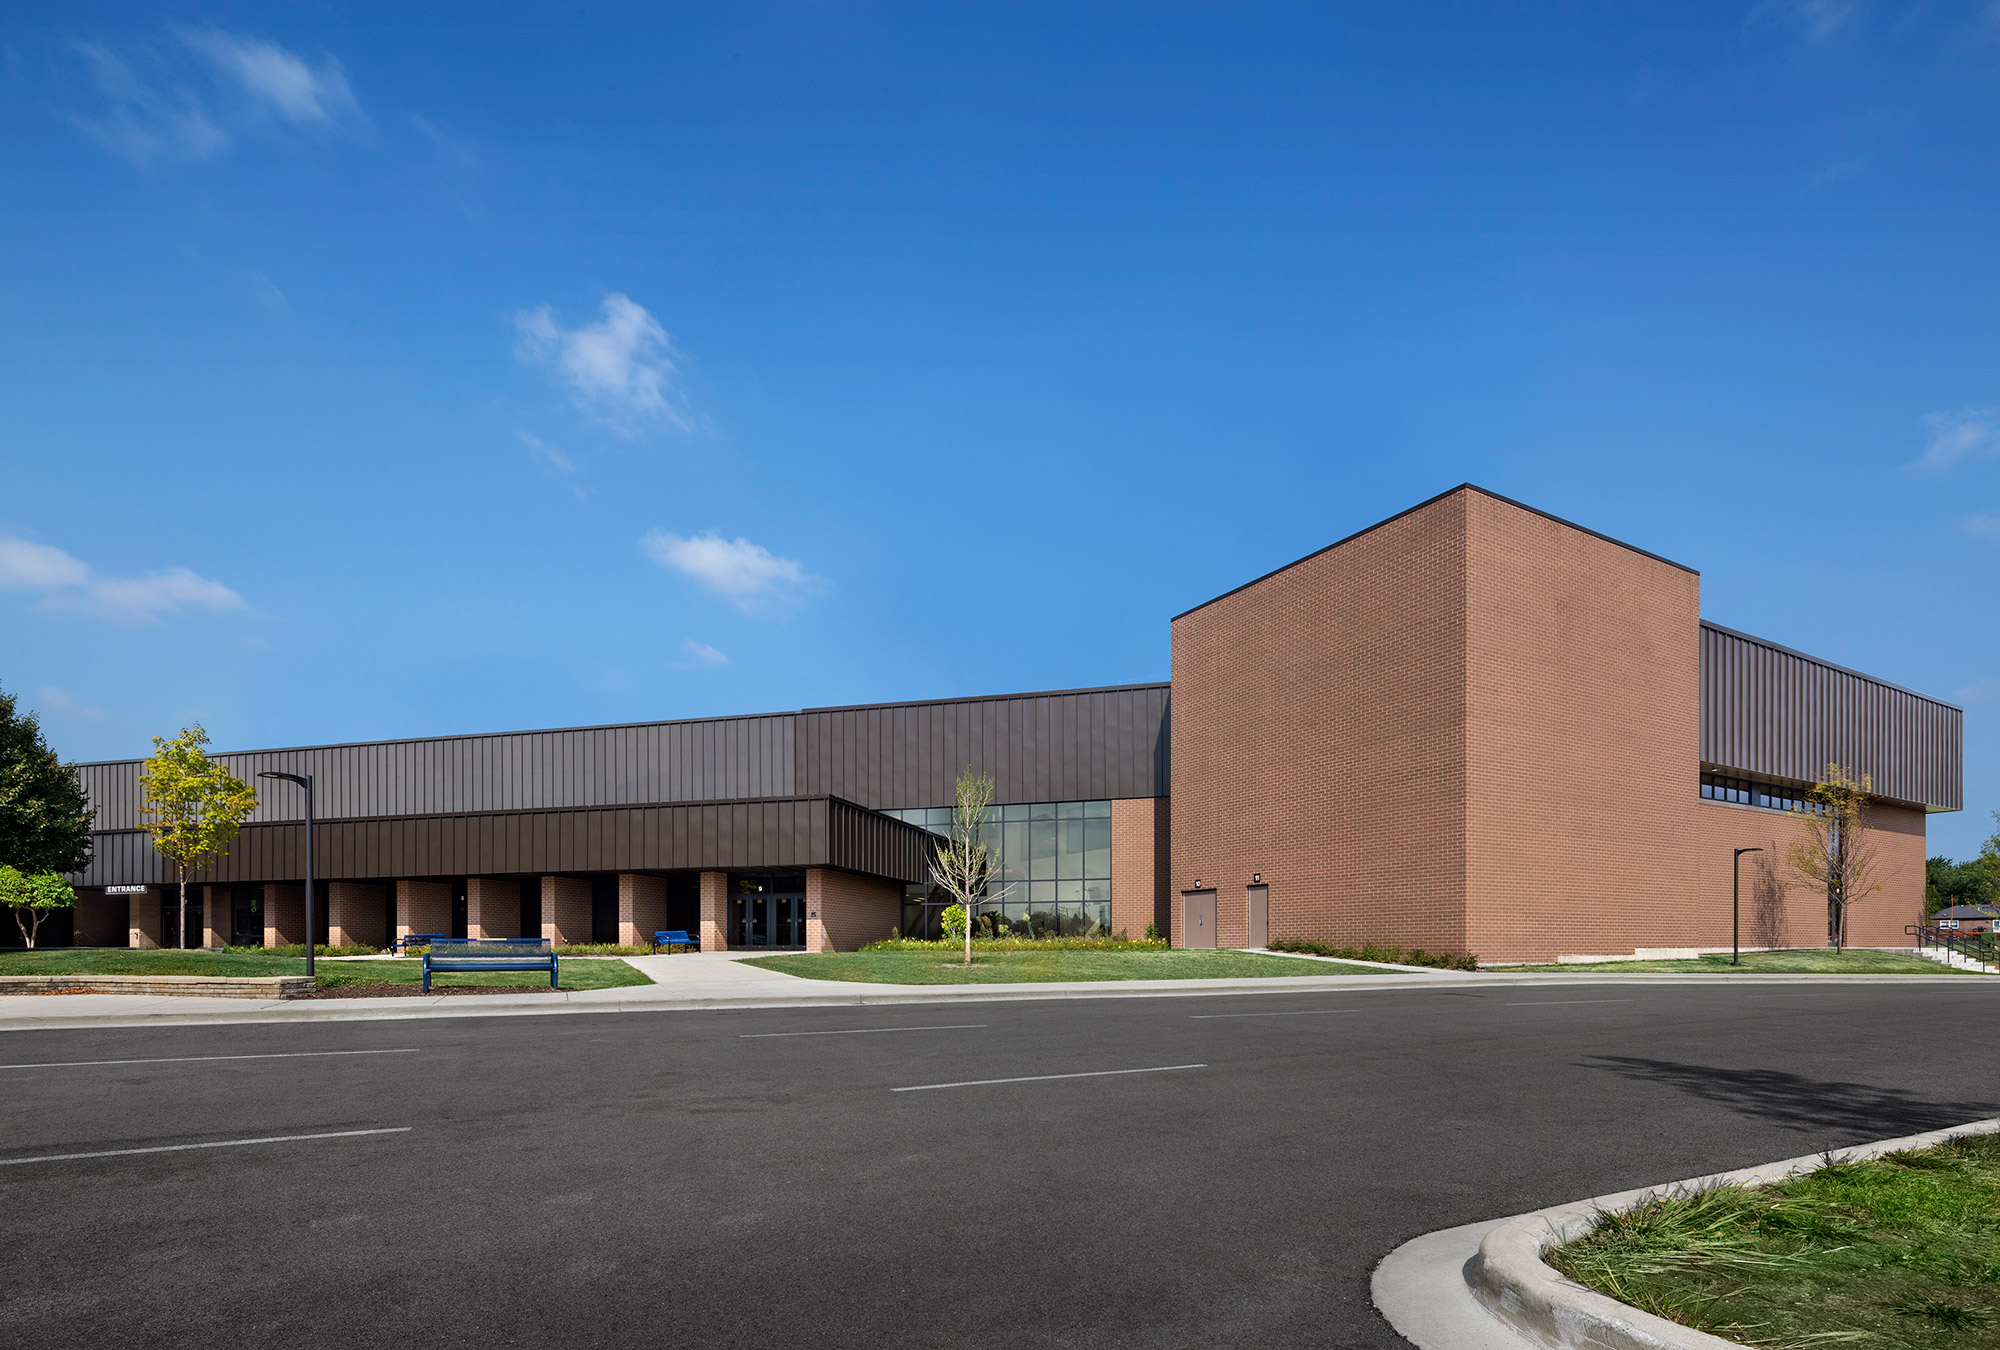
741,1024,988,1038
893,1064,1206,1092
1188,1009,1365,1020
1505,999,1633,1007
0,1049,423,1071
0,1128,412,1167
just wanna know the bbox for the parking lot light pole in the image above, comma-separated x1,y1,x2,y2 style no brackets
258,772,315,977
1733,847,1763,967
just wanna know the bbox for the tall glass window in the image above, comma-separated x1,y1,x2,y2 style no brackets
884,799,1114,936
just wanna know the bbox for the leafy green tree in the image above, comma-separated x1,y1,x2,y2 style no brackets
1926,855,1998,915
926,768,995,967
139,725,257,950
0,865,75,948
0,683,93,877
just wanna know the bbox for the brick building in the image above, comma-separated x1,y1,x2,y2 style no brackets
52,486,1962,963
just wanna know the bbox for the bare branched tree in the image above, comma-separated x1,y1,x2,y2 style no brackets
1785,763,1881,951
927,768,995,968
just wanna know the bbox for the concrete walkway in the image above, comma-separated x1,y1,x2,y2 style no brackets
0,948,1989,1032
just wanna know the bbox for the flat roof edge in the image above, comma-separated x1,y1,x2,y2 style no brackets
1172,484,1699,623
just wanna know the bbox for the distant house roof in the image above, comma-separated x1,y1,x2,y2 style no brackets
1934,905,2000,921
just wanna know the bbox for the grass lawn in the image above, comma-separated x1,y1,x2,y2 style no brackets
1549,1132,2000,1348
740,948,1393,984
0,948,653,991
1487,949,1967,975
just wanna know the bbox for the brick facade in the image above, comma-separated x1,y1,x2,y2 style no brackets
263,883,306,947
328,882,387,948
618,873,667,946
1110,796,1170,939
1169,487,1933,964
465,878,519,941
395,880,453,945
700,871,729,952
72,890,125,947
203,885,228,947
806,867,901,952
127,893,161,949
541,875,592,946
1170,489,1471,953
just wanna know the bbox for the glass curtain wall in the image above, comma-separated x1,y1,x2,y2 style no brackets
883,800,1112,937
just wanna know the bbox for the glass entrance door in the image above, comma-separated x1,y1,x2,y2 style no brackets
729,874,808,947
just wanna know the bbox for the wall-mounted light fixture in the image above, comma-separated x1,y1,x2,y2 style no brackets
1252,874,1261,884
1193,880,1202,890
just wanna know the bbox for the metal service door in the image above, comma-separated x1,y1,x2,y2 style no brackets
1246,885,1268,949
1181,890,1217,949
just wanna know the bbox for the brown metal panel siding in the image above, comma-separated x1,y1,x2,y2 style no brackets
1699,623,1962,810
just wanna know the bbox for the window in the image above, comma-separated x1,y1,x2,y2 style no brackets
1700,772,1825,814
884,799,1114,936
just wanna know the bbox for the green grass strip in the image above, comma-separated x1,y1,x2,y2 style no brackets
741,948,1393,984
0,948,653,991
1548,1133,2000,1347
1488,949,1968,975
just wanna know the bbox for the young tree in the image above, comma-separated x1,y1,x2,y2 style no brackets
0,683,94,878
0,865,75,948
1785,764,1881,951
927,768,996,968
139,725,257,950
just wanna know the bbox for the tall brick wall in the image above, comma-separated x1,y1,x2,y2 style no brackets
700,871,729,951
806,867,902,952
541,875,592,945
1461,493,1704,963
618,873,668,946
396,880,452,944
1110,796,1170,938
328,882,387,948
1169,490,1470,951
1683,800,1927,953
465,878,519,940
72,890,124,947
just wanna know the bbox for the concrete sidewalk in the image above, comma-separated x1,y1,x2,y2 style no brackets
0,949,1990,1032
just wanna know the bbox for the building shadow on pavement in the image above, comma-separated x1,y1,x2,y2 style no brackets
1582,1057,1996,1138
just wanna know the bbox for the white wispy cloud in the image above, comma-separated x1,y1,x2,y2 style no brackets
1967,514,2000,540
0,537,245,621
1914,407,2000,471
35,686,112,724
641,530,816,610
514,294,695,437
70,28,360,168
683,640,729,665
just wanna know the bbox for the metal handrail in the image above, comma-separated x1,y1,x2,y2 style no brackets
1908,923,2000,972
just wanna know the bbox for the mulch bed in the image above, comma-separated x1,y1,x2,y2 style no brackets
300,983,560,999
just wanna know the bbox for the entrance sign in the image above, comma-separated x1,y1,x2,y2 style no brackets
106,885,149,895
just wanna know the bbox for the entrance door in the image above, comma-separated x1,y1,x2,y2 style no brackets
1181,890,1217,949
1246,885,1268,949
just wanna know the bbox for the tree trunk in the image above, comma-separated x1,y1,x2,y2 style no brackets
964,913,972,967
178,873,188,951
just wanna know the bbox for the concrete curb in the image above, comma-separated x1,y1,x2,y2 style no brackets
1434,1115,2000,1349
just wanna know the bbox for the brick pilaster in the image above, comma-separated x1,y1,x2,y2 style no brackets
618,874,667,946
1110,797,1170,940
466,878,519,940
699,871,729,952
263,883,306,948
328,882,387,948
395,880,453,945
541,875,593,946
128,892,162,949
806,868,902,953
203,885,228,948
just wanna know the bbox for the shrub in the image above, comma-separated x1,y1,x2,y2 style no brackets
941,903,967,940
1267,936,1479,971
1144,922,1161,942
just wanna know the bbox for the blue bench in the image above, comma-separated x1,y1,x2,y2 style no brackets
393,932,453,954
422,938,558,993
653,929,700,953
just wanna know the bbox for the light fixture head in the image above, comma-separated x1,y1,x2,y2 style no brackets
1252,873,1261,884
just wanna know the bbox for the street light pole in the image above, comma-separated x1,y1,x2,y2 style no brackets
1733,847,1763,967
257,772,315,978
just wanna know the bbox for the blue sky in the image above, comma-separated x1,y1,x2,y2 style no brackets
1,2,1995,856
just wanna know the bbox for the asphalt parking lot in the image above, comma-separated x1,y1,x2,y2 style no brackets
4,981,1995,1348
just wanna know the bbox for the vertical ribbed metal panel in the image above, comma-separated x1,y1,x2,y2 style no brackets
794,684,1171,809
1699,622,1961,810
68,714,800,830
